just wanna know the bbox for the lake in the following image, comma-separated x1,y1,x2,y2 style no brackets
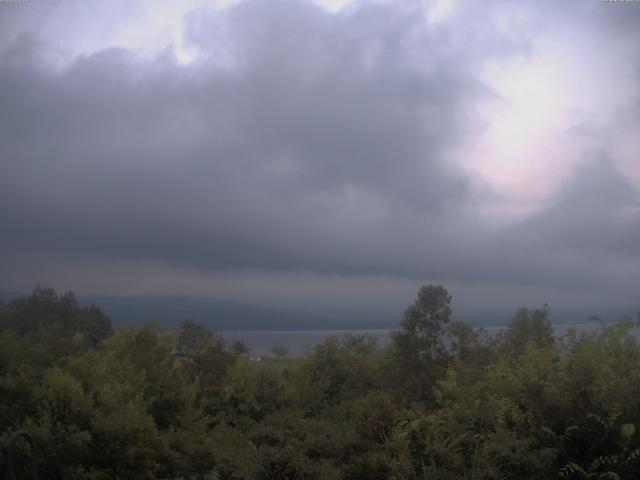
220,323,604,357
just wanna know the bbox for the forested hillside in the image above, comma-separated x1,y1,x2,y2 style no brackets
1,286,639,479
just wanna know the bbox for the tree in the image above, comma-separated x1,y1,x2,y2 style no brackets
446,321,494,368
271,345,289,362
391,284,453,403
177,320,213,354
503,305,554,356
231,339,250,356
0,287,112,355
76,305,112,347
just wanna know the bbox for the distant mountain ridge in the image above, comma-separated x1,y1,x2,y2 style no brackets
0,290,355,331
1,290,636,331
79,293,313,330
0,290,27,302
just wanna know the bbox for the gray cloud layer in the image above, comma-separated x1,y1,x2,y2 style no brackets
1,0,639,307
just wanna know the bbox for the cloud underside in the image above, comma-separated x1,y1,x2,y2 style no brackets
0,0,638,303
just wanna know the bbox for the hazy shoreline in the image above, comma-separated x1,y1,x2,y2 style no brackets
219,322,603,356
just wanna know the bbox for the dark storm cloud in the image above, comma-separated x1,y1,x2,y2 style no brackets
485,157,640,292
0,1,484,265
526,158,640,256
0,0,639,298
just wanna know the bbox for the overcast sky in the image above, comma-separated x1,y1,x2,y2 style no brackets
1,0,639,318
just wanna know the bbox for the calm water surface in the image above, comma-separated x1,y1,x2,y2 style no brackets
220,323,603,357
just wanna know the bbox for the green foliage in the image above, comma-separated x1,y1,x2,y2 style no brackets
393,284,453,361
0,286,112,347
502,304,554,356
391,284,453,403
178,320,214,354
270,345,289,362
2,285,640,479
294,334,383,413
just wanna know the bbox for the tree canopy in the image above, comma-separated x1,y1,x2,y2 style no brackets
1,286,639,479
